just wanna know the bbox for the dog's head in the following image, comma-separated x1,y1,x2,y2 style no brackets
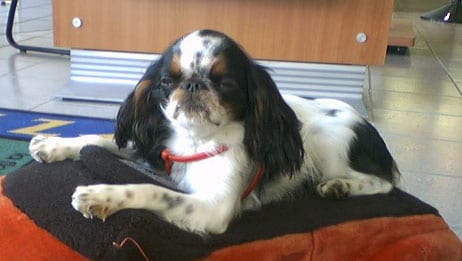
116,30,304,177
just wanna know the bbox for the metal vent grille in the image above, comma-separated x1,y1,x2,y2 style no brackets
259,60,365,99
64,50,366,114
70,50,159,85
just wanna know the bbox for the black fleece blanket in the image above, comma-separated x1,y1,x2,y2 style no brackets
3,146,440,260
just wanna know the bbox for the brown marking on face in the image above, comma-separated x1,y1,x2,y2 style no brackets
170,88,189,105
169,53,182,77
210,55,227,80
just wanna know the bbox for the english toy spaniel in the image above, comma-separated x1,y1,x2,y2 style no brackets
29,30,399,234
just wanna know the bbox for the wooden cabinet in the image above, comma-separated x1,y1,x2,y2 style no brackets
52,0,394,65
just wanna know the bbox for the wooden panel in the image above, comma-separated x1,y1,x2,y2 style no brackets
52,0,394,65
388,18,416,47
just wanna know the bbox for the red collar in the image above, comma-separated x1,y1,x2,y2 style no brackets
161,146,230,174
160,147,263,200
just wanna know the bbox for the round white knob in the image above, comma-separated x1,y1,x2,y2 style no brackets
72,17,82,28
356,32,367,43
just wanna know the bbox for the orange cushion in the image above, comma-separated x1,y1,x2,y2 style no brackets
0,176,85,260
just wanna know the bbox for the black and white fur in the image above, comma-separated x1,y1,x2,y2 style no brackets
29,30,399,234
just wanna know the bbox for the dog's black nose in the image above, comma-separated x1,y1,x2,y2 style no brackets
183,80,204,92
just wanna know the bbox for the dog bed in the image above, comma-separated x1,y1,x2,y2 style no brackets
0,145,461,260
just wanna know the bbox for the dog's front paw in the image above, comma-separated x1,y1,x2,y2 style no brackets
29,135,77,163
317,179,351,199
71,185,122,221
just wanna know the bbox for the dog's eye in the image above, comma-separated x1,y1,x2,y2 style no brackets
159,77,173,88
219,78,237,90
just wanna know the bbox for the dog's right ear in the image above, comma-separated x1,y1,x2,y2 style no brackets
115,56,172,160
115,78,155,148
114,87,137,149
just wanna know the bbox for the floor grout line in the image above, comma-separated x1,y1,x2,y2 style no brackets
382,132,462,145
414,26,462,96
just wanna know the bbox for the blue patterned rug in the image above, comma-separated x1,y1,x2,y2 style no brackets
0,108,115,140
0,109,115,175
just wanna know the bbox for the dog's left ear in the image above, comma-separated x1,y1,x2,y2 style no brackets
114,91,136,148
244,63,305,178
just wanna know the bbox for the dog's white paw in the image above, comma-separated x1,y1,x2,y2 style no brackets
71,185,123,221
29,135,77,163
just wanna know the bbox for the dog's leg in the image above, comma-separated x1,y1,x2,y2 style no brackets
29,135,134,163
72,184,237,234
316,171,393,199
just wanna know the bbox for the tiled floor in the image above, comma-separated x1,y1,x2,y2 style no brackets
1,1,461,240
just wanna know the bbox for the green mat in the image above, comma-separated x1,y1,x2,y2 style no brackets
0,138,32,176
0,108,116,176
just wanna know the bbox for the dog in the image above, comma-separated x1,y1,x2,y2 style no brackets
29,30,400,234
